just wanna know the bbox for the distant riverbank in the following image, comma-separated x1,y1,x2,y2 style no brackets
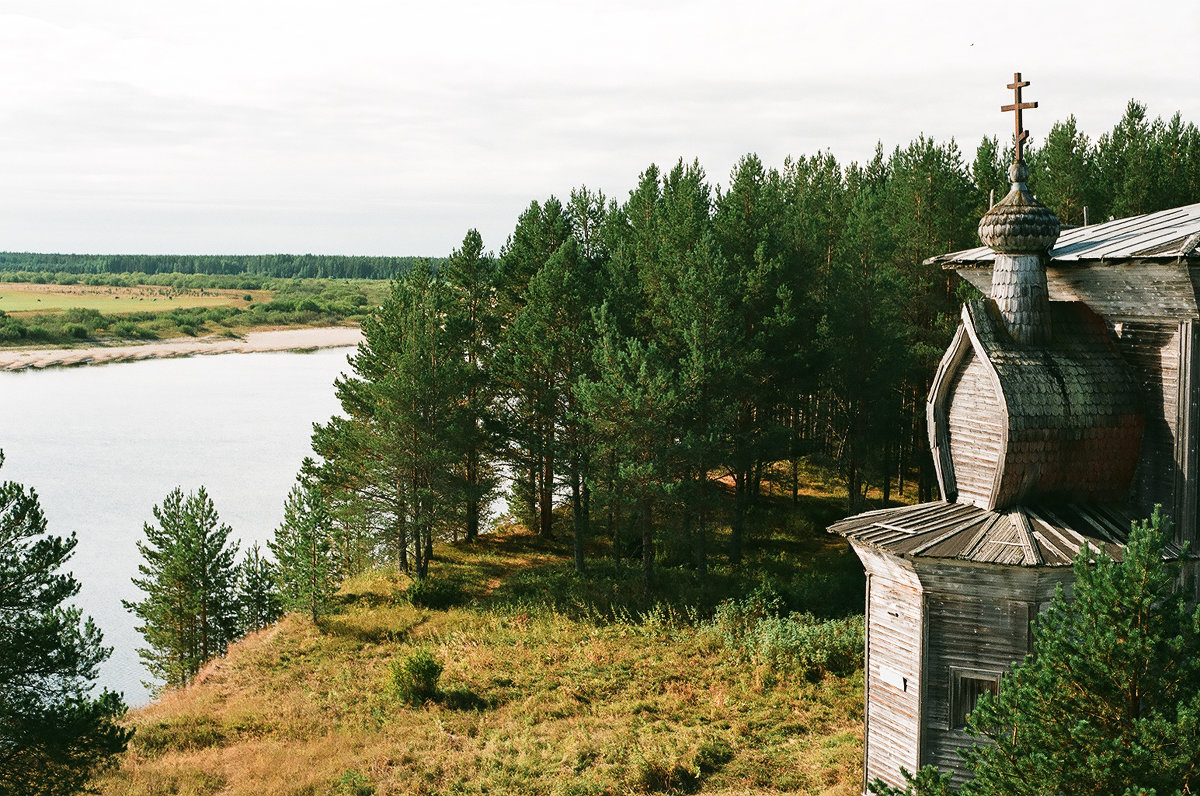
0,326,363,370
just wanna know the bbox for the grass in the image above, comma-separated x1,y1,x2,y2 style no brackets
0,282,269,314
96,493,872,795
0,277,388,347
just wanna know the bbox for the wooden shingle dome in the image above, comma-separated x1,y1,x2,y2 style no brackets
829,75,1200,793
928,299,1144,510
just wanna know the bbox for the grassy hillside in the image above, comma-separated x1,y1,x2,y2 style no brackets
97,491,869,796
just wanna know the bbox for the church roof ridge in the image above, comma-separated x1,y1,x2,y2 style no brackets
928,201,1200,266
828,500,1184,567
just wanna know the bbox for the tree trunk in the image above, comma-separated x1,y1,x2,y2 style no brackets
641,499,653,587
571,466,585,574
540,446,554,538
882,440,892,507
397,516,409,573
465,448,479,542
730,472,746,566
526,461,538,532
848,462,862,512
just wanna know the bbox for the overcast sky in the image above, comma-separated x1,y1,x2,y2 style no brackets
1,0,1197,257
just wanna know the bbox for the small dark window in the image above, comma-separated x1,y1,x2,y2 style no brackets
949,668,1000,729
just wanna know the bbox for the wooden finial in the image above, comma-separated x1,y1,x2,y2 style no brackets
1001,72,1037,163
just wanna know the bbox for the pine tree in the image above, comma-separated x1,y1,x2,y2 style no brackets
970,135,1008,214
960,508,1200,796
495,198,574,535
125,486,240,692
711,154,794,563
1098,100,1160,218
441,229,501,543
236,542,281,634
496,237,600,547
0,454,132,794
1028,116,1097,227
270,478,337,622
578,309,680,585
315,262,474,577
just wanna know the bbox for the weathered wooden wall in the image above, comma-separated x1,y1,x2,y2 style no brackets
1173,321,1200,547
1110,321,1184,526
945,351,1003,508
853,545,924,791
956,261,1200,322
913,562,1074,786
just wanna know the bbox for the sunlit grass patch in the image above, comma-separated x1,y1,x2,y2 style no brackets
99,503,865,795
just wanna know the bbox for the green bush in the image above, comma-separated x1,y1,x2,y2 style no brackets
749,613,864,680
335,769,376,796
112,321,158,340
710,582,786,646
0,321,27,341
64,323,88,339
390,648,442,704
711,587,863,680
405,577,466,609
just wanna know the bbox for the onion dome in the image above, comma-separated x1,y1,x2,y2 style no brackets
978,161,1060,253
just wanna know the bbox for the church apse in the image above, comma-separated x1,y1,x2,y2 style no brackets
829,74,1198,792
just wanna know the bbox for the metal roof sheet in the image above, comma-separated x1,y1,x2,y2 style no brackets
926,202,1200,267
828,500,1184,567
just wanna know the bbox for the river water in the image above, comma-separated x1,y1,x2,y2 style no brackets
0,347,354,706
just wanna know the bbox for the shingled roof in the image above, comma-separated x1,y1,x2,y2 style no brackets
828,500,1182,566
926,201,1200,266
928,299,1144,509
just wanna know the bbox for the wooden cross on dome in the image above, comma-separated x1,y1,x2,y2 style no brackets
1002,72,1037,162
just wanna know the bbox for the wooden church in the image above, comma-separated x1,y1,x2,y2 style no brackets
829,75,1200,791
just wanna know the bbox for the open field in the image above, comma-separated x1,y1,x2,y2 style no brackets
96,496,870,796
0,277,383,347
0,282,270,315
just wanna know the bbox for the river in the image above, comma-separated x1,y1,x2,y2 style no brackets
0,347,354,706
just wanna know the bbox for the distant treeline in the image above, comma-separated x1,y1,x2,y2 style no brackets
0,252,441,280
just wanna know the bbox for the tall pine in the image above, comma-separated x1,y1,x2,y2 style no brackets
125,486,240,692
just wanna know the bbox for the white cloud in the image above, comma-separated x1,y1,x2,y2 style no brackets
0,0,1196,255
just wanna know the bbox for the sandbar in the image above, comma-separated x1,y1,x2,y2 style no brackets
0,326,364,371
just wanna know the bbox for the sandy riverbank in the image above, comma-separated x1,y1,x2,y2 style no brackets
0,326,364,371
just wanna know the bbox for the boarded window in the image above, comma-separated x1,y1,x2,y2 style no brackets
949,668,1000,729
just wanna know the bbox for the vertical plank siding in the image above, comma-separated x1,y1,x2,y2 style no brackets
945,351,1003,507
922,594,1031,781
854,546,924,790
915,564,1076,785
865,576,923,786
1111,321,1181,518
1174,321,1200,547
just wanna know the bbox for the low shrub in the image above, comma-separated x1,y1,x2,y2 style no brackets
749,613,864,680
390,648,442,704
112,320,158,340
335,769,376,796
405,577,466,609
711,587,864,680
0,320,26,341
